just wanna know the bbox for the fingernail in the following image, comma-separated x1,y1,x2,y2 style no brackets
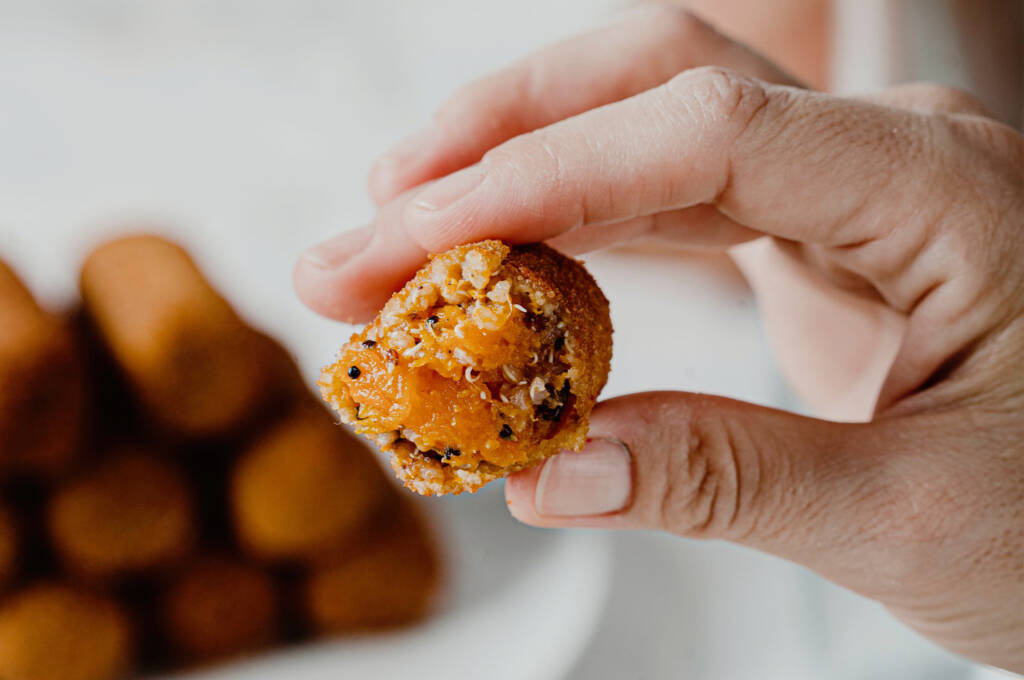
300,225,375,270
411,165,485,212
534,438,632,517
378,127,435,167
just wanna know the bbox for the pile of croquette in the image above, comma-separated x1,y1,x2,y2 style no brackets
0,235,441,680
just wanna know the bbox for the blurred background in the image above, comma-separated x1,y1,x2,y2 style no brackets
1,1,1022,679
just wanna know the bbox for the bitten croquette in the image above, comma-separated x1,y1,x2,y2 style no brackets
320,240,612,495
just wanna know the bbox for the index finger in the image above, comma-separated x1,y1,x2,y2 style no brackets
294,69,952,323
369,5,801,204
403,68,947,253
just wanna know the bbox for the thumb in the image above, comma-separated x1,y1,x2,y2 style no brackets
506,391,892,588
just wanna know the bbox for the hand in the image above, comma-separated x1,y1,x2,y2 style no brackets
294,7,1024,671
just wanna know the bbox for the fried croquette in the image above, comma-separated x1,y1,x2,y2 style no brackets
0,584,133,680
320,240,612,495
48,451,195,579
0,504,16,589
0,261,85,475
304,499,440,632
160,557,277,663
79,235,277,436
231,402,388,562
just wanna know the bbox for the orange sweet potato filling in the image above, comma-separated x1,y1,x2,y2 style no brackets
320,241,584,492
334,297,555,470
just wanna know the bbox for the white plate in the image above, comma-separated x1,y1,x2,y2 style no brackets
158,485,612,680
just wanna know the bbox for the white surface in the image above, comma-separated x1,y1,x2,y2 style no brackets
0,1,987,678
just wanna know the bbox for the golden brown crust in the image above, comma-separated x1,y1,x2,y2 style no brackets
503,243,613,438
0,261,85,476
0,584,134,680
160,557,277,663
303,498,441,632
320,240,612,495
79,235,277,437
230,401,390,562
48,451,195,579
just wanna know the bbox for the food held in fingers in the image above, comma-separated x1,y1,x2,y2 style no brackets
79,235,276,437
0,261,85,475
320,240,612,495
0,583,133,680
304,498,441,632
231,402,389,562
160,557,277,664
48,450,195,579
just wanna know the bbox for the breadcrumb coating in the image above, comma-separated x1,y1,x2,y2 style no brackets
321,240,612,495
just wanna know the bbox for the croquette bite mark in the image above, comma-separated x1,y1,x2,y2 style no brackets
320,240,612,496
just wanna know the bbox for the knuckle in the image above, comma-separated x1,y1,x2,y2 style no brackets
478,128,585,224
911,82,989,116
964,117,1024,169
635,3,708,41
480,128,558,182
864,455,975,587
664,66,770,139
656,403,756,540
433,82,480,133
433,71,518,137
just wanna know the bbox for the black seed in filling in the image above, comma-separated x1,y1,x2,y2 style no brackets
348,365,361,379
523,311,547,332
553,336,565,351
537,380,572,422
536,404,562,422
361,339,376,348
443,447,461,460
426,315,439,326
559,379,571,401
499,424,513,439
